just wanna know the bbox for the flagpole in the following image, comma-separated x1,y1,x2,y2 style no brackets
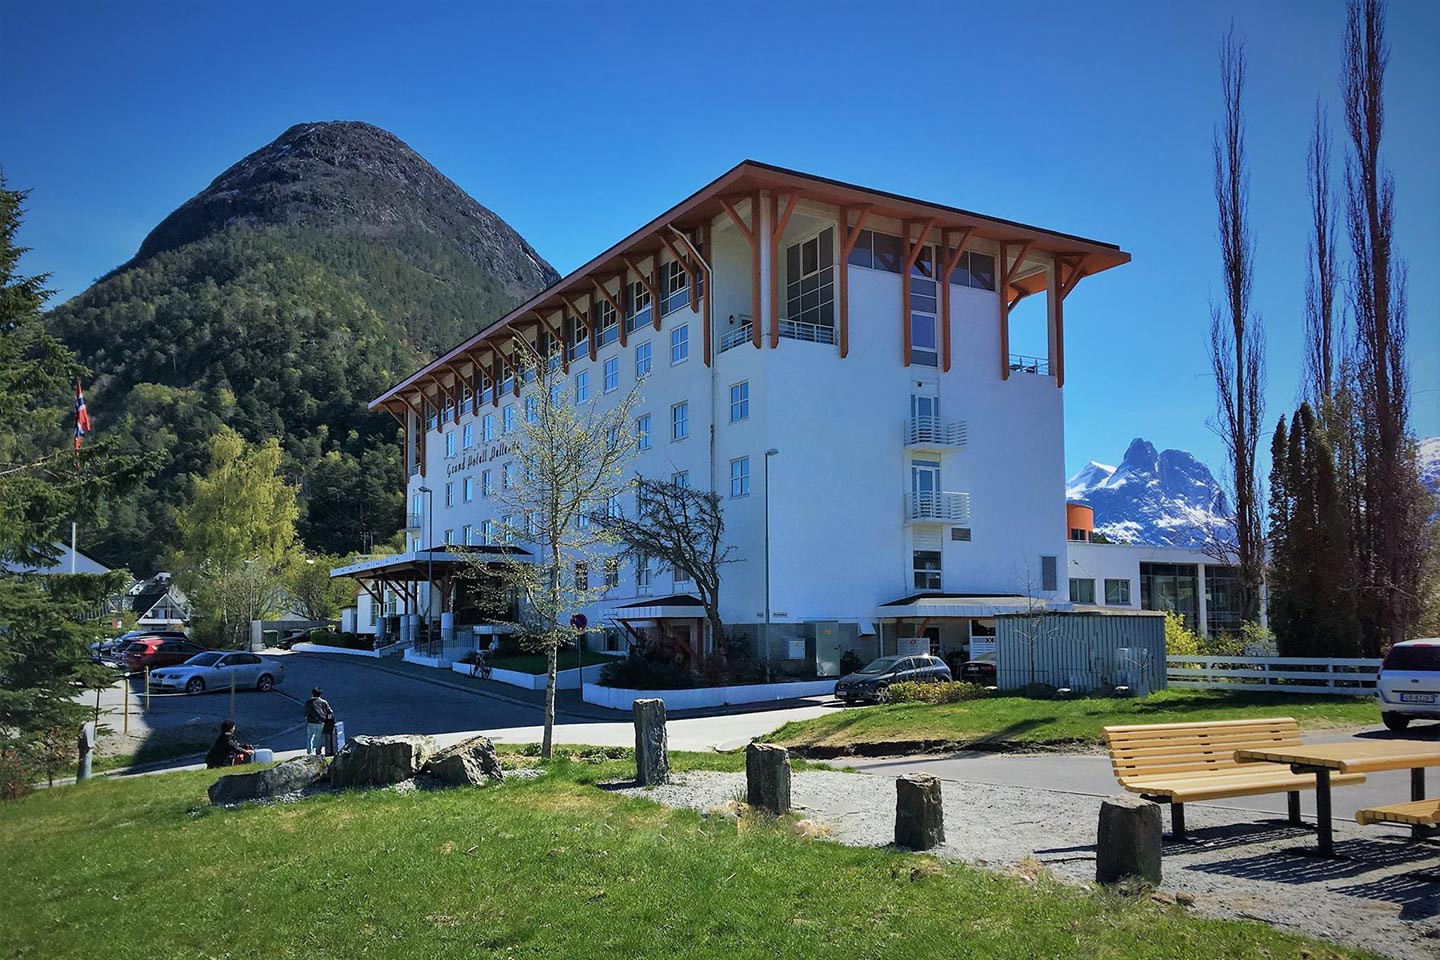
70,521,77,574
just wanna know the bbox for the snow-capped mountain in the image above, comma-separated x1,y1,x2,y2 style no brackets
1066,438,1233,547
1419,436,1440,495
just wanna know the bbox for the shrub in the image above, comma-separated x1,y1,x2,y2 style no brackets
598,657,696,690
1163,611,1200,656
882,681,990,705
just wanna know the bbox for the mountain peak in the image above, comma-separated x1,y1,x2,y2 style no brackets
1067,438,1231,547
127,120,558,298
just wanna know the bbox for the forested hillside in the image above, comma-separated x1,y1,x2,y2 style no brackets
46,122,558,573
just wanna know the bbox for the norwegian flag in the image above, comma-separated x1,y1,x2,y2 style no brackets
74,380,91,453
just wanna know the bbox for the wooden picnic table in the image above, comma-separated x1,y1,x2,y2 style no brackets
1235,740,1440,857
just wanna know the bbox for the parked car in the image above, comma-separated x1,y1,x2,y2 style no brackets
120,636,206,672
957,651,998,686
834,654,951,704
93,629,188,661
1376,638,1440,731
148,651,284,694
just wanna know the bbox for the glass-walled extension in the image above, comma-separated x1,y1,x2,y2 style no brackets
1139,561,1244,636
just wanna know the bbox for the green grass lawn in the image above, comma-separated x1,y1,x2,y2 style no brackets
765,690,1381,754
0,750,1375,959
488,649,617,674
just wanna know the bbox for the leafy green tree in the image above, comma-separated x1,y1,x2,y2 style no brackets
0,178,140,792
288,553,352,621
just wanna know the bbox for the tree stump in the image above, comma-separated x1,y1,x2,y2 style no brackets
895,773,944,850
745,743,791,814
1096,795,1162,884
633,698,669,786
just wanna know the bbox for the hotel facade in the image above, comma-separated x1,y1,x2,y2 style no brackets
335,162,1239,672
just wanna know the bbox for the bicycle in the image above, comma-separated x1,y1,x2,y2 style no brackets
469,652,492,681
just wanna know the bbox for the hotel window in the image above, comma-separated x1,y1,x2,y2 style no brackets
441,401,453,425
461,524,472,545
730,457,750,497
604,557,620,589
637,414,652,451
575,370,589,403
909,245,939,367
670,323,689,365
444,482,454,508
501,515,515,543
729,381,749,422
567,313,590,360
424,401,437,431
445,431,456,457
672,470,689,489
461,423,473,450
501,369,514,396
948,249,997,292
846,229,904,273
1069,578,1096,604
913,550,942,592
443,528,454,545
606,494,621,519
525,395,538,423
575,561,588,592
462,386,473,414
1105,578,1132,605
462,476,474,503
482,413,494,442
671,401,689,440
1040,555,1058,592
481,519,495,545
625,279,651,332
412,492,424,523
502,462,514,489
636,556,651,590
480,374,493,405
503,405,515,434
595,298,619,347
603,356,619,393
526,513,539,537
660,259,689,315
784,227,835,332
635,341,652,379
481,469,493,497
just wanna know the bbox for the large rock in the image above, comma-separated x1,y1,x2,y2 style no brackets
745,743,791,814
422,735,504,786
208,755,329,805
895,773,945,850
329,735,436,789
1096,795,1162,884
633,698,669,786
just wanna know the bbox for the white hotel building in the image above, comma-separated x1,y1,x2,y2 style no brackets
335,162,1239,672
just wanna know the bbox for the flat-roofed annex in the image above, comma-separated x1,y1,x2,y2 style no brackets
371,159,1130,415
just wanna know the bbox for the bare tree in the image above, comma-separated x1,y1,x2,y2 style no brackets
477,334,638,757
1342,0,1422,647
1304,101,1341,406
1207,26,1267,622
596,475,736,656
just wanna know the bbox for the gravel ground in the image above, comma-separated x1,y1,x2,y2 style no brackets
619,769,1440,959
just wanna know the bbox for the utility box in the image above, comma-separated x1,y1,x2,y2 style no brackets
815,621,841,676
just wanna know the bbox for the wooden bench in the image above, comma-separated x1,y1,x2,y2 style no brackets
1356,799,1440,829
1102,717,1367,838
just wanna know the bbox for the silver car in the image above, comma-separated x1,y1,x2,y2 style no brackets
148,651,284,694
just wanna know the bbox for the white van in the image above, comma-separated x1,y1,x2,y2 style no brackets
1376,638,1440,731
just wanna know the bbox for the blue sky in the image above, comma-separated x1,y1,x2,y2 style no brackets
3,0,1437,479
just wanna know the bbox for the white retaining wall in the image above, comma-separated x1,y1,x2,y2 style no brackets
581,678,836,712
450,661,609,690
291,642,381,659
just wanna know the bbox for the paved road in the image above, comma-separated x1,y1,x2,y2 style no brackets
842,722,1440,825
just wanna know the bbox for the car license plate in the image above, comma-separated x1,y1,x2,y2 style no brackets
1400,693,1437,704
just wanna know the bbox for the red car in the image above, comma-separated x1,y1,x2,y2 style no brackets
121,636,206,672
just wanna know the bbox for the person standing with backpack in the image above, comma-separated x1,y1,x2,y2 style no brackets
304,688,334,755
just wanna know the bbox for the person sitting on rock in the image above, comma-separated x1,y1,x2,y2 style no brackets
205,719,254,768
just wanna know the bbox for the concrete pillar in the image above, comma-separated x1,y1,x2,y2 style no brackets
632,698,669,786
745,743,791,814
1196,563,1209,638
440,612,455,645
1096,796,1162,884
895,773,944,850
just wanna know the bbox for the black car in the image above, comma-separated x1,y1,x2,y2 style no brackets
834,655,952,704
958,651,997,686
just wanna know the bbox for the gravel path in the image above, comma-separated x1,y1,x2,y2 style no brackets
619,769,1440,959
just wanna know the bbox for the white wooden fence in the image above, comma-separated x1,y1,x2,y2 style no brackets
1167,655,1381,696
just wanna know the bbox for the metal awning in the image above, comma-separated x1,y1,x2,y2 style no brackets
876,594,1057,619
610,594,706,620
329,545,532,580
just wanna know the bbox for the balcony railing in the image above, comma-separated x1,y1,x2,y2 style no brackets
1008,354,1051,376
906,491,971,525
778,318,836,345
404,512,423,531
906,416,967,450
718,318,754,353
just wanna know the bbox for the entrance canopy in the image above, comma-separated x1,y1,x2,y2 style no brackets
877,593,1052,619
330,546,532,618
610,593,707,621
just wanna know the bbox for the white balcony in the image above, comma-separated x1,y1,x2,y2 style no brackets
906,416,967,451
906,491,971,525
718,318,754,353
404,512,423,531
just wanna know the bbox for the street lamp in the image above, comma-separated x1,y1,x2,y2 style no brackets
763,448,779,682
417,485,434,647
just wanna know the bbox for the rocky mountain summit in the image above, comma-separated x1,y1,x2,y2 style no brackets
1067,438,1232,547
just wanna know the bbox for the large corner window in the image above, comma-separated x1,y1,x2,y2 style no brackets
913,550,942,592
785,227,835,336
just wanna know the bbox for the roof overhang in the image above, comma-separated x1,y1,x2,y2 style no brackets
330,546,531,580
877,595,1056,619
370,159,1130,411
610,594,706,620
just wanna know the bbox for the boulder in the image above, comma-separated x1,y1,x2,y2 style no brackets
633,698,669,786
745,743,791,814
329,735,436,789
208,755,329,805
422,735,504,786
895,773,945,850
1096,795,1162,884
